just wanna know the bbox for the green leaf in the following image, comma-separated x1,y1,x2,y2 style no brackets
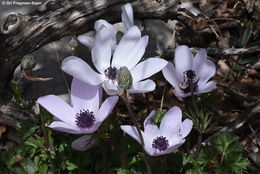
39,164,48,174
22,159,38,174
241,25,252,47
238,57,256,65
115,168,137,174
7,155,16,169
232,65,247,71
152,110,165,125
65,161,78,171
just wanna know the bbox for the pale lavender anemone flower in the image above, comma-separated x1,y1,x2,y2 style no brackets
162,45,216,98
121,106,193,156
71,135,96,151
62,26,167,95
37,78,119,134
78,3,134,49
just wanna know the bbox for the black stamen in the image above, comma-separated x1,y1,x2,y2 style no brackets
105,67,118,80
75,109,95,129
152,136,169,151
180,70,198,94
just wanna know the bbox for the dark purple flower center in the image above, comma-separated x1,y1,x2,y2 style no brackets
152,136,169,151
75,109,95,129
180,69,198,94
105,67,118,80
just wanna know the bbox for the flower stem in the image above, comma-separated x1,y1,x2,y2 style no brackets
194,131,203,159
160,156,167,174
53,42,71,95
39,110,56,174
109,135,127,169
100,141,110,174
122,90,152,174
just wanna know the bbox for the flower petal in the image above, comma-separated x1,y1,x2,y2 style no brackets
121,3,134,31
143,135,156,156
160,106,182,136
121,125,143,144
77,35,94,49
143,111,159,135
180,119,193,138
128,80,156,93
71,78,101,112
102,80,121,95
162,62,179,87
37,95,76,126
49,121,80,134
175,91,192,98
94,19,117,42
112,26,142,68
197,81,216,94
92,26,112,74
95,96,119,123
62,56,104,85
71,135,96,151
162,62,186,97
197,58,216,86
131,58,167,82
174,45,193,81
192,49,207,73
124,36,149,70
162,140,185,156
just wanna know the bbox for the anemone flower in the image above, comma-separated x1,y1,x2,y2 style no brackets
62,26,167,95
78,3,134,49
162,45,216,98
71,135,96,151
121,106,193,156
37,78,119,134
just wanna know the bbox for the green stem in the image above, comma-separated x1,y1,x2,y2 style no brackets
122,90,152,174
100,141,110,174
39,110,56,174
160,156,167,174
194,131,203,159
109,135,127,169
53,42,71,95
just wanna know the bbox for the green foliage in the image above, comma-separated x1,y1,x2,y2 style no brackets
237,19,260,47
185,102,219,134
10,83,26,106
151,110,165,126
115,168,140,174
187,133,249,174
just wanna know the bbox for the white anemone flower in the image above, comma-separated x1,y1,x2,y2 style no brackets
78,3,134,49
162,45,216,98
121,106,193,156
62,26,167,95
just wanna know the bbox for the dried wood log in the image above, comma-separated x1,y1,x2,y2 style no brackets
0,103,34,129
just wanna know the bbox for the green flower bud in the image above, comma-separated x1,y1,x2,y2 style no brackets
21,55,36,70
118,66,133,90
69,38,78,50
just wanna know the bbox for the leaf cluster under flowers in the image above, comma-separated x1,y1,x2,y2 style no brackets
185,133,249,174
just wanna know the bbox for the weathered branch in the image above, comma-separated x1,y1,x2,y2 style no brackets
0,103,34,129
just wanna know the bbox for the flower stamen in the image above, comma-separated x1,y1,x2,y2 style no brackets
152,136,169,151
180,69,198,94
104,67,118,80
75,109,95,129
